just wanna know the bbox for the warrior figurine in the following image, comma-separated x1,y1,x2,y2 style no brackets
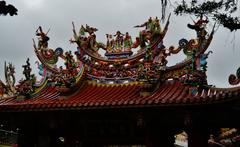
134,17,155,33
22,58,32,80
36,26,50,49
106,34,115,52
114,31,124,51
187,15,208,40
154,17,161,32
85,24,98,51
123,32,132,51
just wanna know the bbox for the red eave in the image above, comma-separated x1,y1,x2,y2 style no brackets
0,81,240,111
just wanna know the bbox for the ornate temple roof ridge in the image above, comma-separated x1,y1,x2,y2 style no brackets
1,15,240,111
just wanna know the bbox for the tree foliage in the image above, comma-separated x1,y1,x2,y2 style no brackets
174,0,240,31
0,0,18,16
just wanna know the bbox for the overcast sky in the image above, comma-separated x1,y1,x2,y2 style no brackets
0,0,239,88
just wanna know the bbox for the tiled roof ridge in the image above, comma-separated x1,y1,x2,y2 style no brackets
210,86,240,92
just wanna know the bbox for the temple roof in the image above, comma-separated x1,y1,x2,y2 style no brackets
1,80,240,111
1,16,240,111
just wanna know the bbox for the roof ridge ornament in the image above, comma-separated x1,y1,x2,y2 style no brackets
0,62,16,98
16,58,36,98
229,67,240,85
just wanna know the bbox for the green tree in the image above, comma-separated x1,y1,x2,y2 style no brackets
173,0,240,31
0,0,17,16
